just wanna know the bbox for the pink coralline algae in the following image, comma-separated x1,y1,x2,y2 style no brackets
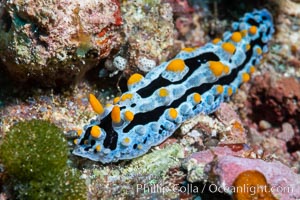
0,0,122,86
182,147,247,183
184,148,300,200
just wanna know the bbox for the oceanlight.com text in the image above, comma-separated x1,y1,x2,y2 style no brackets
136,183,293,195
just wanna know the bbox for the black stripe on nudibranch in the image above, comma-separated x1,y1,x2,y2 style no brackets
100,114,118,150
184,52,220,70
137,53,219,98
79,126,91,145
246,18,260,27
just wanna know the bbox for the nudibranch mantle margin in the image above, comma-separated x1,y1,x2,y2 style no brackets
73,9,274,163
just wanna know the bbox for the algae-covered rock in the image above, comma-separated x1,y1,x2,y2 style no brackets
112,0,176,73
0,0,122,86
85,143,185,199
123,143,185,178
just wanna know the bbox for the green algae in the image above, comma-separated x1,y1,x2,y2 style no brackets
0,120,86,199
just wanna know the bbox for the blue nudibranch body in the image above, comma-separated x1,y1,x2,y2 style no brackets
73,9,274,163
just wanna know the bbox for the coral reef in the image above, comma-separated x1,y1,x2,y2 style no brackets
0,120,86,199
0,0,122,86
0,0,300,199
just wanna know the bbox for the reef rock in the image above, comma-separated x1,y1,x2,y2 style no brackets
249,73,300,126
111,0,176,73
184,149,300,200
0,0,122,86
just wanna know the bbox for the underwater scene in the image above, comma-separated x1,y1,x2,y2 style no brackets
0,0,299,199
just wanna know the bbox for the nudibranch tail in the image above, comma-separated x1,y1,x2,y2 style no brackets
73,9,274,163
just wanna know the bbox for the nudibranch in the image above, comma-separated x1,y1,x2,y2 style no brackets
73,9,274,163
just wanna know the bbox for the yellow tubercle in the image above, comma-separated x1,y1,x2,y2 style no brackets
121,93,133,101
241,29,248,37
231,32,242,43
166,59,185,72
223,65,230,74
209,61,225,77
249,66,256,74
249,25,257,35
74,139,78,145
256,47,262,55
246,44,251,51
105,103,112,108
113,97,120,104
212,38,221,44
222,42,236,54
123,137,130,143
169,108,178,119
111,106,121,124
127,73,144,85
159,88,169,97
242,73,250,82
95,145,101,152
193,93,202,104
227,87,233,96
122,137,131,146
182,47,195,52
216,85,224,94
91,125,101,138
77,129,83,137
124,110,134,121
89,94,104,115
